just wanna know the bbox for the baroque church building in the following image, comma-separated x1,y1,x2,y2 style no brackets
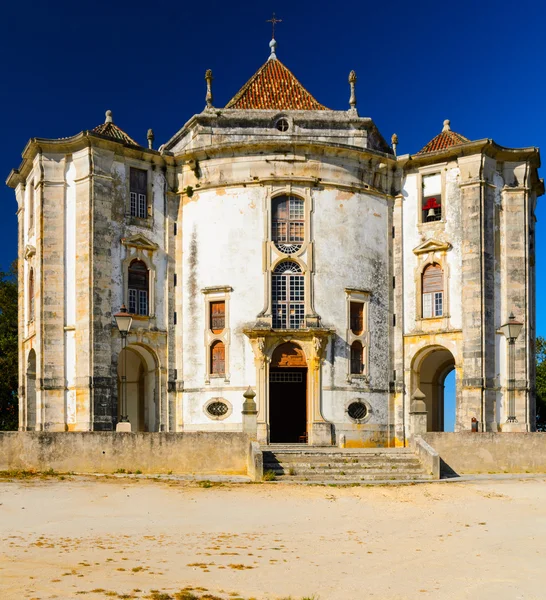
7,39,543,445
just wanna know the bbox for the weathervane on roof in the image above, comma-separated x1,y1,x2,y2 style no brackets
267,13,281,60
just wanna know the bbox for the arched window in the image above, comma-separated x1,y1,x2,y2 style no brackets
128,260,149,316
272,261,304,329
210,341,225,376
350,341,364,374
422,263,443,318
272,195,304,254
28,269,35,322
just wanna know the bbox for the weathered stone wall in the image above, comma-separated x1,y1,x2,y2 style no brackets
423,432,546,474
0,432,249,475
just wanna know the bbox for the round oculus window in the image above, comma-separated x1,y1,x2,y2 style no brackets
206,401,229,417
275,118,290,132
347,401,368,421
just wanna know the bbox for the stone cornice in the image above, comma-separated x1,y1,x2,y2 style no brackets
6,132,171,189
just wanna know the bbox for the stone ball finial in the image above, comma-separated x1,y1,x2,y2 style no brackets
147,128,155,150
442,119,451,132
105,110,113,124
349,70,357,83
205,69,213,81
391,133,398,145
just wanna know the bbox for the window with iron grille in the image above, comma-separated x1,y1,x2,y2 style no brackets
422,263,443,318
422,173,442,222
350,341,364,374
210,301,225,333
272,195,304,254
210,341,225,376
130,168,148,218
128,259,149,316
272,261,305,329
350,302,364,335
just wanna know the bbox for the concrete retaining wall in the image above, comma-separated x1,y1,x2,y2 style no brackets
422,432,546,474
0,432,250,476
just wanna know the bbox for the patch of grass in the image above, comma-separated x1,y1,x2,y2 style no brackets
135,469,142,475
288,467,296,476
0,468,66,479
145,593,173,600
113,469,126,474
227,563,254,570
263,470,276,481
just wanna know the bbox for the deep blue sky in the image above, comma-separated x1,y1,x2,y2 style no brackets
1,0,545,353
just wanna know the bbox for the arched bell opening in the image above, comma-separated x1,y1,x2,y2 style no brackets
117,344,159,432
412,346,456,432
269,342,308,443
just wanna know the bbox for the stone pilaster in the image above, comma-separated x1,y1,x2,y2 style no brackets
38,152,66,431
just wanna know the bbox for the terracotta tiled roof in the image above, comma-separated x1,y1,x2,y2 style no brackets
417,120,470,154
225,58,327,111
92,116,140,146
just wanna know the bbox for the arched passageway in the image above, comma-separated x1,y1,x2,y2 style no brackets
117,344,159,432
413,346,456,432
269,342,308,443
26,349,36,430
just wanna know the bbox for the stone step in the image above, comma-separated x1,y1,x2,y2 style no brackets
260,445,432,483
264,462,423,473
263,453,420,463
272,472,436,482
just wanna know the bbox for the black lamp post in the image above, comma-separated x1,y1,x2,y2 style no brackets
500,312,523,424
114,305,133,426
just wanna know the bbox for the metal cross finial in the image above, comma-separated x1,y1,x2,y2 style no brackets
267,13,282,39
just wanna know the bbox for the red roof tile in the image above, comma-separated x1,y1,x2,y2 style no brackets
92,121,140,146
417,121,470,154
225,58,327,111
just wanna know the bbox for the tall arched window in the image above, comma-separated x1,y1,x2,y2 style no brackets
350,341,364,374
422,263,443,318
128,260,149,315
210,340,225,376
272,195,304,254
272,261,305,329
28,268,35,322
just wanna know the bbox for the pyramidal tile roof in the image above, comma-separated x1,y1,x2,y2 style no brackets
225,51,327,111
91,110,140,146
417,120,470,154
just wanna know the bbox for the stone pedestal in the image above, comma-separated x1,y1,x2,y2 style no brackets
501,421,528,433
242,386,258,441
116,422,131,432
409,388,428,438
309,421,333,446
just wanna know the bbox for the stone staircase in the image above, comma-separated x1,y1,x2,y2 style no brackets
261,445,437,483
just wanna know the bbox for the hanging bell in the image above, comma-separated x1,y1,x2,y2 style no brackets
427,207,435,218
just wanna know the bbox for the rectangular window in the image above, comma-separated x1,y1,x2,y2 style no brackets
130,168,147,218
350,302,364,335
128,289,137,315
138,290,148,316
422,173,442,222
422,292,443,318
210,301,225,333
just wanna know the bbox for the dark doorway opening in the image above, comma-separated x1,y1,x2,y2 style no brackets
269,367,307,443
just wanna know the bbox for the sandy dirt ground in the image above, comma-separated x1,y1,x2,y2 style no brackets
0,475,545,600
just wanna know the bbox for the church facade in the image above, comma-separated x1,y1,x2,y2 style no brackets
7,40,543,445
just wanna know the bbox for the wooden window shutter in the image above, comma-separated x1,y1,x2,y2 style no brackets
130,168,147,194
211,341,225,375
422,264,443,293
210,301,225,333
